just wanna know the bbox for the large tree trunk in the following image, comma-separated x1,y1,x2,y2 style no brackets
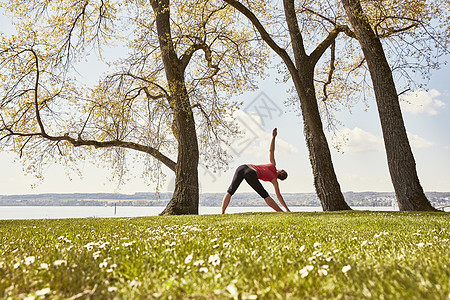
283,0,350,211
300,76,350,210
152,0,200,215
160,92,199,215
341,0,436,211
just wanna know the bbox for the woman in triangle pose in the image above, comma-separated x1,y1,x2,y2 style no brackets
222,128,290,214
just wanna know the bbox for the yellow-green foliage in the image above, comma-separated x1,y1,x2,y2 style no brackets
0,0,269,188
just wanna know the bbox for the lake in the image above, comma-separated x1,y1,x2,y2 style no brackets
0,206,397,220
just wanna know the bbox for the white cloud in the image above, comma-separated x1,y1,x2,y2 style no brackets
232,110,299,158
331,127,384,154
407,132,433,149
400,89,445,115
331,127,434,153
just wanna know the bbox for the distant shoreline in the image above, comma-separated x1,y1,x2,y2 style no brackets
0,191,448,207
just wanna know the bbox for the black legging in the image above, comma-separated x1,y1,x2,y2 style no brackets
227,165,270,199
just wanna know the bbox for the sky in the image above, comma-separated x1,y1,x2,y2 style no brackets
0,10,449,196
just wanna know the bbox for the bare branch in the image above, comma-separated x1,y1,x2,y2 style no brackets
113,72,170,100
29,49,47,137
309,25,352,66
223,0,306,96
322,41,336,103
302,7,337,27
2,127,176,172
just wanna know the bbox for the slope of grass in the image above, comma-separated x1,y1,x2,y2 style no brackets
0,211,449,299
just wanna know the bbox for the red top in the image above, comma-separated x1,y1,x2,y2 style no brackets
250,164,277,182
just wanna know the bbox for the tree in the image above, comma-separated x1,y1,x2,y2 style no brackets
224,0,447,211
0,0,266,215
340,0,439,211
224,0,352,210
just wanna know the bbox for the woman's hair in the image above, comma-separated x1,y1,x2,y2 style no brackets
277,170,288,180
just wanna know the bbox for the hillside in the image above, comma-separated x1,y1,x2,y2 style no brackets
0,192,449,208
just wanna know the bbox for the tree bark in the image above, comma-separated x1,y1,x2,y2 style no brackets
283,0,350,210
341,0,436,211
151,0,200,215
299,73,350,211
159,92,199,215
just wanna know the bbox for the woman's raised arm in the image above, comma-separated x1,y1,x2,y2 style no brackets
269,128,277,166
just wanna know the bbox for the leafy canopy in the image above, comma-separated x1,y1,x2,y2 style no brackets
0,0,268,188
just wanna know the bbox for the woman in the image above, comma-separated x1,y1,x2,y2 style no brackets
221,128,291,214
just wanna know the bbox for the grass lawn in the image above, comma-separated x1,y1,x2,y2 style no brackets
0,211,449,299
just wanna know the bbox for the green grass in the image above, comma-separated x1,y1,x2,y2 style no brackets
0,211,449,299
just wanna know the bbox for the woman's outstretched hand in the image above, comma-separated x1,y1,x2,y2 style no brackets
272,128,277,137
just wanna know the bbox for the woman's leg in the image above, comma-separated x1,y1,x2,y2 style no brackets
222,165,247,214
263,196,283,212
221,193,232,214
244,170,283,212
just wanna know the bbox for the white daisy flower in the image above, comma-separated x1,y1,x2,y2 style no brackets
35,288,51,296
208,254,221,267
342,265,351,273
24,256,35,266
53,260,67,267
184,254,193,264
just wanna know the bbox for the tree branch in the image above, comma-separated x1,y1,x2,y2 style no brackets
29,49,48,137
283,0,308,62
3,50,177,172
222,0,303,88
322,41,336,103
2,129,177,172
378,24,417,38
180,40,220,77
309,25,351,66
180,43,203,70
302,7,337,26
113,72,170,99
